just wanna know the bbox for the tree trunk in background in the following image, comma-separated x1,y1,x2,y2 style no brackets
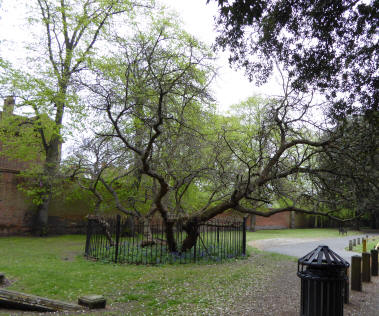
35,135,61,236
370,210,377,229
290,211,295,229
165,221,177,253
249,214,256,231
355,209,360,231
35,197,50,236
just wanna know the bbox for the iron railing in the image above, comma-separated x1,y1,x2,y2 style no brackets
85,215,247,264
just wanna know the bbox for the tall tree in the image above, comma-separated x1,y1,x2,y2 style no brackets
81,19,351,252
0,0,152,234
209,0,378,119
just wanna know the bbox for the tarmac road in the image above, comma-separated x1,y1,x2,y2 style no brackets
260,233,379,263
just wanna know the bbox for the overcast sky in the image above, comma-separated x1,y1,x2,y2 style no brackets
0,0,281,113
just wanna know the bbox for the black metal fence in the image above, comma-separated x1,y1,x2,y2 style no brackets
85,215,247,264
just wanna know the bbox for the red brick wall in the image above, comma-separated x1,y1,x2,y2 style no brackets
0,171,91,236
254,212,291,230
0,171,34,235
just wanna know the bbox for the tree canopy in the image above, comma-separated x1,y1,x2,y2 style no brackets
209,0,378,119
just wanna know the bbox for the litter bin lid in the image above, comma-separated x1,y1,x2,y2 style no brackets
298,245,349,268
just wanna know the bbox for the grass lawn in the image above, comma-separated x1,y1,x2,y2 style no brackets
0,235,293,315
247,228,361,242
0,229,361,315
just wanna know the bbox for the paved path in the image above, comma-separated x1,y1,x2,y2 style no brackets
254,233,379,263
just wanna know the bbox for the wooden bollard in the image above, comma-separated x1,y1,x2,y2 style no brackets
362,252,371,282
344,268,349,304
351,256,362,291
353,239,356,246
371,249,378,276
357,237,360,245
362,239,367,253
349,240,353,251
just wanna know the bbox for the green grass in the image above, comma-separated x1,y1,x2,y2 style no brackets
0,235,292,315
247,228,361,242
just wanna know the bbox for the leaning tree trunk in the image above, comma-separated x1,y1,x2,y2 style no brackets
181,220,200,253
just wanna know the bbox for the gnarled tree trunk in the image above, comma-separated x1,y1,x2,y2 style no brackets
181,220,200,252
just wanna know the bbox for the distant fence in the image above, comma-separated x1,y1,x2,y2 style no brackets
85,215,247,264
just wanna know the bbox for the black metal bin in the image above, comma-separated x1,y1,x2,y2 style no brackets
297,245,349,316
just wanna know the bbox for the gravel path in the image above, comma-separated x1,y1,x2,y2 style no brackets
248,233,379,316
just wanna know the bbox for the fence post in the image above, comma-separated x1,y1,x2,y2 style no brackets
349,240,353,251
114,215,121,263
362,239,367,253
85,218,93,256
242,217,247,256
362,252,371,282
344,267,349,304
371,249,378,276
351,255,362,291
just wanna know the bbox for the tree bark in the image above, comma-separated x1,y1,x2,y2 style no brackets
165,221,177,253
35,197,50,236
35,137,61,235
181,220,200,252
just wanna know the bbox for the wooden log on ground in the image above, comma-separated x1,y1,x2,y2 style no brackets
0,288,83,312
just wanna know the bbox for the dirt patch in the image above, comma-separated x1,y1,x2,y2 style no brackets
344,277,379,316
61,251,82,262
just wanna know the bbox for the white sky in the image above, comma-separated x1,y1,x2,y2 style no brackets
0,0,282,113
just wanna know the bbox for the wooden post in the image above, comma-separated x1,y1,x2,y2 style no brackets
114,215,121,263
349,240,353,251
357,237,360,245
353,239,356,247
351,255,362,291
362,239,367,253
344,267,349,304
371,249,378,276
362,252,371,282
